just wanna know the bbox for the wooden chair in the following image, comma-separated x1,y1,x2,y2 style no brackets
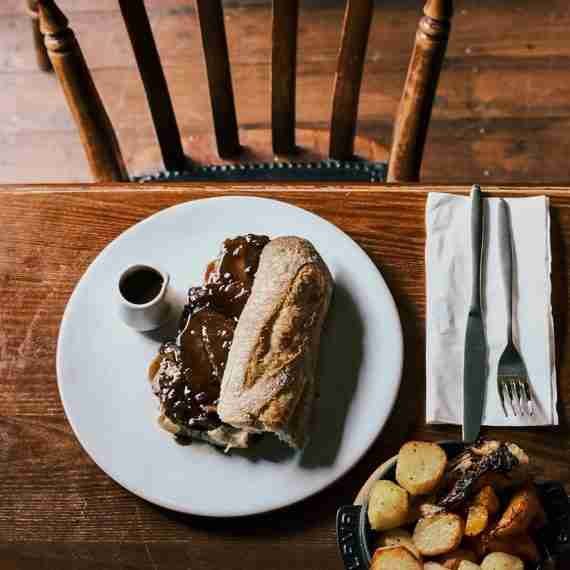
27,0,52,72
37,0,453,184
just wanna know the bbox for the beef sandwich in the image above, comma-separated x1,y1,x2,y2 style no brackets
148,235,333,451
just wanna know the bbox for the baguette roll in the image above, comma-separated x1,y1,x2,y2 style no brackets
218,236,333,448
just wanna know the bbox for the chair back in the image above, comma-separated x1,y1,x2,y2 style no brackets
38,0,453,183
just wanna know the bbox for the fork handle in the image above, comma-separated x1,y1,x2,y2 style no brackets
469,185,483,312
498,199,513,340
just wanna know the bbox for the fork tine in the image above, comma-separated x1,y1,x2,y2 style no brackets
513,377,526,417
521,380,530,416
513,380,522,417
521,380,534,416
516,379,526,416
520,378,531,416
499,379,509,417
511,381,521,417
505,379,517,416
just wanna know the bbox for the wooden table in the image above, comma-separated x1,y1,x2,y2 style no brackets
1,182,569,569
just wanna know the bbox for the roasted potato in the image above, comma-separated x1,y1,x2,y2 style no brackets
491,485,541,537
376,528,421,560
368,480,410,531
473,486,500,516
480,552,524,570
457,562,481,570
423,564,448,570
370,546,422,570
412,513,464,556
437,548,478,569
396,441,447,495
485,533,540,563
465,505,489,537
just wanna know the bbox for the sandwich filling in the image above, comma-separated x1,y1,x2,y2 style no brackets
149,234,270,445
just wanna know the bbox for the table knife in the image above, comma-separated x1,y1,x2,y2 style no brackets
462,184,487,442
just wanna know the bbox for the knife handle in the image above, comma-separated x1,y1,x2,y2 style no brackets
498,199,513,340
470,185,483,311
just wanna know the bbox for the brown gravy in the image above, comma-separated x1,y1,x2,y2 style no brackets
120,267,163,304
151,234,269,434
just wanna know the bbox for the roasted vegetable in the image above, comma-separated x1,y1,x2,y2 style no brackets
465,505,489,537
473,485,500,516
396,441,447,495
412,513,464,556
370,546,422,570
368,480,410,531
480,552,524,570
376,528,421,560
438,440,529,510
491,485,541,538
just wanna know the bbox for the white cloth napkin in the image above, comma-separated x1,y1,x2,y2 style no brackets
426,192,558,426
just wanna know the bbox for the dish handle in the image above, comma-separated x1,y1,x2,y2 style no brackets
336,506,368,570
536,481,570,567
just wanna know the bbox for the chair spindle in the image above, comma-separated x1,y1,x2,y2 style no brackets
27,0,52,72
194,0,240,158
271,0,299,155
118,0,186,173
387,0,453,182
38,0,128,182
329,0,374,160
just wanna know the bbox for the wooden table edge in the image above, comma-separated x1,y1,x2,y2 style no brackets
3,181,570,197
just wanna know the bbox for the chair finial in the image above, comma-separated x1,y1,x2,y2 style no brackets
38,0,69,36
424,0,453,21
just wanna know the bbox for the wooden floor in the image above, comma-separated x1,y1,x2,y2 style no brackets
2,0,570,183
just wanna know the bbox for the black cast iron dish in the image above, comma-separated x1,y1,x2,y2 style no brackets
336,442,570,569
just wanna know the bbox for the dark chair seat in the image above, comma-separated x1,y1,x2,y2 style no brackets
131,128,387,183
134,159,386,184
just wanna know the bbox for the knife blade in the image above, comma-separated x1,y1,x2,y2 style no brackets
462,184,488,443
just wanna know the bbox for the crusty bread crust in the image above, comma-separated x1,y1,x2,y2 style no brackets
217,236,333,448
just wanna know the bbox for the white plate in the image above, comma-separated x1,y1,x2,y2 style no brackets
57,196,403,517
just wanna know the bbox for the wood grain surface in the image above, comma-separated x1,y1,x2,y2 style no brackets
0,182,569,569
3,0,570,183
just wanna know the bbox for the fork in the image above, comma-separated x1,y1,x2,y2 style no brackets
497,199,534,417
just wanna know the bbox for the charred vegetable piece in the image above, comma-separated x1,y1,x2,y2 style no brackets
438,441,528,510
